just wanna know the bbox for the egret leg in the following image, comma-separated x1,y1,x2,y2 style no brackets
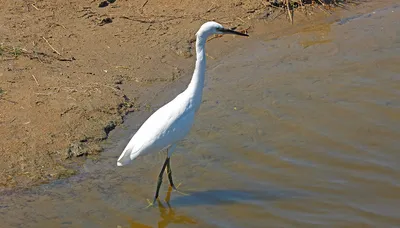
152,156,169,204
166,158,177,190
165,144,179,190
166,157,189,196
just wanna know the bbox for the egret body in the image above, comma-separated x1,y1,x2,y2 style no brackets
117,21,248,203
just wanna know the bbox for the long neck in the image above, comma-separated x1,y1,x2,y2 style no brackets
187,35,207,100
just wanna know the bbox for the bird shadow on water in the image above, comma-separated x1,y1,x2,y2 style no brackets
169,186,302,207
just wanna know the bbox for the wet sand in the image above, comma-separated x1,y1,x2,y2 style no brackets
1,1,400,227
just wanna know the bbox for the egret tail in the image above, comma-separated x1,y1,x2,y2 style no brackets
117,148,133,166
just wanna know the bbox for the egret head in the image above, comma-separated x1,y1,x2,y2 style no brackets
196,21,249,38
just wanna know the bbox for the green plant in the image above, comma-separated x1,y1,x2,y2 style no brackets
13,47,22,57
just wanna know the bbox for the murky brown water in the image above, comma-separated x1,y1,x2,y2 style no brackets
1,2,400,228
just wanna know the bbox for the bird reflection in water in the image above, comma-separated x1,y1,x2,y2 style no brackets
128,186,197,228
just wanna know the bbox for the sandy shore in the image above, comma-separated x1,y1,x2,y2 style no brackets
0,0,359,190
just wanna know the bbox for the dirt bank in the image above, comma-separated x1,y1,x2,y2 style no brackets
0,0,358,190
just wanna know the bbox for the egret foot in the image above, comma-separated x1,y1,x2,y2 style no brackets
144,199,155,209
172,183,189,196
162,182,189,196
166,158,189,195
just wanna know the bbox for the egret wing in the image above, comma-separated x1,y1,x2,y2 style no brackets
117,93,195,166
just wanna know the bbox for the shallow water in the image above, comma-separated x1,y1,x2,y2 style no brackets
1,3,400,228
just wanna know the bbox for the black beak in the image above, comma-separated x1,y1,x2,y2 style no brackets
220,28,249,37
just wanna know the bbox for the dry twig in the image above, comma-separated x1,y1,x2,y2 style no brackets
286,0,293,24
31,4,40,10
42,37,61,55
32,75,39,86
206,34,223,42
316,0,326,6
205,53,215,60
142,0,149,9
139,0,149,14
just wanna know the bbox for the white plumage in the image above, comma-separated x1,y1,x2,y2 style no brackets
117,89,196,166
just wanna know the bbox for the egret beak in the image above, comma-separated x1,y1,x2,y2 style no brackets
219,28,249,37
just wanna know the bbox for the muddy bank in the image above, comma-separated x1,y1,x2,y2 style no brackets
0,0,360,190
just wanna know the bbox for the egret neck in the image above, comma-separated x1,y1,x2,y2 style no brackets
187,34,207,111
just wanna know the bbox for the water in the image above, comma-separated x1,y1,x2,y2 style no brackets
1,3,400,228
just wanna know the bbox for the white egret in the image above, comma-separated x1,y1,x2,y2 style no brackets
117,21,248,204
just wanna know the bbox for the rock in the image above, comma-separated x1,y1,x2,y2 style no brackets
113,75,124,84
174,43,193,59
57,168,77,179
66,142,89,158
175,48,192,58
171,67,182,81
79,136,89,142
99,1,109,7
99,17,113,26
89,144,103,155
104,121,116,136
